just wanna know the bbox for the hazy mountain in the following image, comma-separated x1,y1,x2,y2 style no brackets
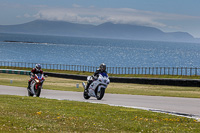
0,20,199,43
0,20,94,36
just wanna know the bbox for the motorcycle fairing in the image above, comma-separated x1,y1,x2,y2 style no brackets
30,80,36,95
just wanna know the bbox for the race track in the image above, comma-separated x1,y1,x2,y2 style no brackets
0,85,200,119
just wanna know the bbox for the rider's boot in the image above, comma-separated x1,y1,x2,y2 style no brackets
85,81,91,92
85,82,91,92
85,84,89,92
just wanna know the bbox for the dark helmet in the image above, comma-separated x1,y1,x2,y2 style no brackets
100,63,106,72
35,64,41,71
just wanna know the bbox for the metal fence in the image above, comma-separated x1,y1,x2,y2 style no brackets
0,61,200,76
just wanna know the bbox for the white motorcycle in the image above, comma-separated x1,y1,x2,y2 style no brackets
82,74,110,100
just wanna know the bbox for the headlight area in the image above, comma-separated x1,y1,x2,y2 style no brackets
35,79,40,83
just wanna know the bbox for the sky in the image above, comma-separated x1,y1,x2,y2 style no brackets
0,0,200,38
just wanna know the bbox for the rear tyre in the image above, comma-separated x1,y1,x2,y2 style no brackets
96,88,105,100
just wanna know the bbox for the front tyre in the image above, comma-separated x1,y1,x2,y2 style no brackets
35,86,41,97
28,90,34,97
83,90,90,99
97,88,105,100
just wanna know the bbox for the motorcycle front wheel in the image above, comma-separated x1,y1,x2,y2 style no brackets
35,86,41,97
96,88,105,100
28,90,34,97
83,90,90,99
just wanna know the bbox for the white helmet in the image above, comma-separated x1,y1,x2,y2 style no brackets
35,64,41,71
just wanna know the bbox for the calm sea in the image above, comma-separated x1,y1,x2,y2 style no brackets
0,33,200,67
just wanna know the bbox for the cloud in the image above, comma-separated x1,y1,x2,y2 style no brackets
72,4,81,8
24,13,31,18
33,7,200,29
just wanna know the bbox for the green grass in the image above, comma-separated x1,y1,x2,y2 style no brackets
1,73,200,98
0,95,199,132
1,66,200,79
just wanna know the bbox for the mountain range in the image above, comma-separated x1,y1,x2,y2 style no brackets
0,20,199,43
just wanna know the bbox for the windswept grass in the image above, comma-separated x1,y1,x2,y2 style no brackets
0,73,200,98
0,95,199,132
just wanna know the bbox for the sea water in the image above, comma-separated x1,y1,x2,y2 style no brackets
0,33,200,67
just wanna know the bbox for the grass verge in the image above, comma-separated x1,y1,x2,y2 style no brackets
0,73,200,98
0,95,199,132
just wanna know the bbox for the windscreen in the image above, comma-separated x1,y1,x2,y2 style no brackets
99,72,108,77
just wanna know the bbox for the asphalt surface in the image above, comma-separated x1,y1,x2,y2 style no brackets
0,85,200,119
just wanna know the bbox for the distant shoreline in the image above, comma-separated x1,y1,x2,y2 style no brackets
3,40,36,44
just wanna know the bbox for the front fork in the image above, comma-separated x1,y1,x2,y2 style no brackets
36,83,43,90
82,82,86,90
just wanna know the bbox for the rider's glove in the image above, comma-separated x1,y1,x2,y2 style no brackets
92,75,97,80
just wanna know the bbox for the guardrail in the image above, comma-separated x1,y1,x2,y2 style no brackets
44,72,200,87
0,69,30,75
1,61,200,76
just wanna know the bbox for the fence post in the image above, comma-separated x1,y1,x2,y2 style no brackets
181,67,183,76
145,67,147,75
168,67,170,75
163,67,165,75
195,67,197,76
124,67,126,74
177,67,178,75
134,67,136,74
149,67,150,75
185,67,187,76
140,67,142,75
155,67,157,75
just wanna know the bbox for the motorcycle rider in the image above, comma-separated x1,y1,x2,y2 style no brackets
27,64,43,90
85,63,108,91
